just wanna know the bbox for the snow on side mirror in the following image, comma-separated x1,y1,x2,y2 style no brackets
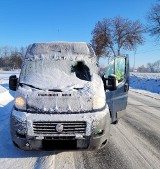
9,75,18,91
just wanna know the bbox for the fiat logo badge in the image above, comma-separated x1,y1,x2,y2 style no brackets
56,124,64,132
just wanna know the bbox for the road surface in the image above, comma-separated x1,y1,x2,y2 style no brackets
0,89,160,169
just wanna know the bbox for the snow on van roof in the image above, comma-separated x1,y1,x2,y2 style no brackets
25,42,95,60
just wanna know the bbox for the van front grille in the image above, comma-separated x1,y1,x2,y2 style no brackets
33,121,86,136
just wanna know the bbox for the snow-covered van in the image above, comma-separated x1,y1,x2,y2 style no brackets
9,42,129,150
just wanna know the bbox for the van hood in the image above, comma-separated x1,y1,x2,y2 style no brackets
16,74,105,113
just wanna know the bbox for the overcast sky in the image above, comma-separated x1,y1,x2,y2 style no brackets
0,0,159,67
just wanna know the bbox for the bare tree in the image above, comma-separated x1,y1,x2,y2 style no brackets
0,46,26,70
137,65,148,73
0,46,12,57
19,46,27,57
147,62,155,72
147,60,160,72
91,16,144,59
147,2,160,40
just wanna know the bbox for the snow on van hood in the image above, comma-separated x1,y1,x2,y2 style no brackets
16,73,105,113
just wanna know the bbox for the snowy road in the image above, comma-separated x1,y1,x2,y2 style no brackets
0,76,160,168
82,91,160,169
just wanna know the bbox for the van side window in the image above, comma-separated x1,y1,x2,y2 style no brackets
105,57,126,83
115,57,125,82
71,61,91,81
105,60,114,78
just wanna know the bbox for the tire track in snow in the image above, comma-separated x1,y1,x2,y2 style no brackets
81,140,129,169
33,151,84,169
111,123,159,169
34,154,56,169
54,152,76,169
73,151,85,169
123,114,160,156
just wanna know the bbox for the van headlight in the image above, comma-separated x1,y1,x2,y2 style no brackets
15,96,26,110
93,96,106,110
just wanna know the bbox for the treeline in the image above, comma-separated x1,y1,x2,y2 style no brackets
137,60,160,73
0,46,27,70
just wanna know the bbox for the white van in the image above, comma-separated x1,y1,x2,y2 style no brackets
9,42,129,150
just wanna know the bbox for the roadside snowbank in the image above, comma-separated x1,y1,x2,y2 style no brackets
130,88,160,100
130,72,160,94
129,72,160,100
0,85,14,106
0,85,7,93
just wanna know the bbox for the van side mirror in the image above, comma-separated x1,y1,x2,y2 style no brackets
9,75,18,91
102,74,117,91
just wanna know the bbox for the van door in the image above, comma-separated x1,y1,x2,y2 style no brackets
105,56,129,123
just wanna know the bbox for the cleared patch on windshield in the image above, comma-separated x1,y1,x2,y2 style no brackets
71,61,91,81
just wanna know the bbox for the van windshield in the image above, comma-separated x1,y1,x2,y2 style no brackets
19,59,94,90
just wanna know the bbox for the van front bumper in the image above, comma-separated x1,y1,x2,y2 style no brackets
10,107,111,150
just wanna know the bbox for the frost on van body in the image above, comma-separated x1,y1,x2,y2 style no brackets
17,42,105,113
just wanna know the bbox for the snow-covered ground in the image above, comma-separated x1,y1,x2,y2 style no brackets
130,72,160,100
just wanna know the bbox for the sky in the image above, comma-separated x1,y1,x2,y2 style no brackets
0,0,159,67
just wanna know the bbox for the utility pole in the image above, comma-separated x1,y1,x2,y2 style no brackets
133,50,136,72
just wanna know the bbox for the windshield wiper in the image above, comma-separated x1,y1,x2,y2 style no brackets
19,83,43,90
19,83,62,92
